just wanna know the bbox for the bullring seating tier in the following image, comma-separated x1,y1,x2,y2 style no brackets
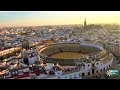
38,43,109,65
39,43,101,56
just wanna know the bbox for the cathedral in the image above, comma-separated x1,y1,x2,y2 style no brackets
84,18,87,28
84,18,87,29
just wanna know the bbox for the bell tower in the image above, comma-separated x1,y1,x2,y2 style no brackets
84,18,87,28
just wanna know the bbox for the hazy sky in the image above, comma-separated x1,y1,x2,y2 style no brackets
0,11,120,27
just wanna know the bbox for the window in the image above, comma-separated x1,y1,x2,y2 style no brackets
96,62,99,66
74,74,76,78
101,69,102,72
88,64,90,67
40,55,42,58
65,76,67,79
103,68,105,71
69,75,72,79
96,70,98,73
58,76,61,79
92,64,94,67
92,69,94,74
82,73,85,76
88,72,90,75
109,65,110,67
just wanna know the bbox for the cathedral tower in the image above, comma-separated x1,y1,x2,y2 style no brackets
84,18,87,28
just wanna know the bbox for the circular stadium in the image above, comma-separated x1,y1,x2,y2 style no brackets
38,43,113,78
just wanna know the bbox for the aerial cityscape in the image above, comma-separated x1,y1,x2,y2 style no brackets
0,11,120,79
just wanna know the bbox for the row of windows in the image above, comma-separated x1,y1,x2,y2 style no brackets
64,64,111,78
58,65,111,78
81,70,98,76
58,74,80,79
88,62,111,68
81,64,111,76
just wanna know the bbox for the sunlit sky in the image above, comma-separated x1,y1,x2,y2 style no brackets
0,11,120,27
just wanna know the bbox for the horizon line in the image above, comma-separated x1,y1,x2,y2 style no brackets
0,23,119,28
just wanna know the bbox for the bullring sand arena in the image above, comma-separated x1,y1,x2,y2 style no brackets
50,52,88,59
